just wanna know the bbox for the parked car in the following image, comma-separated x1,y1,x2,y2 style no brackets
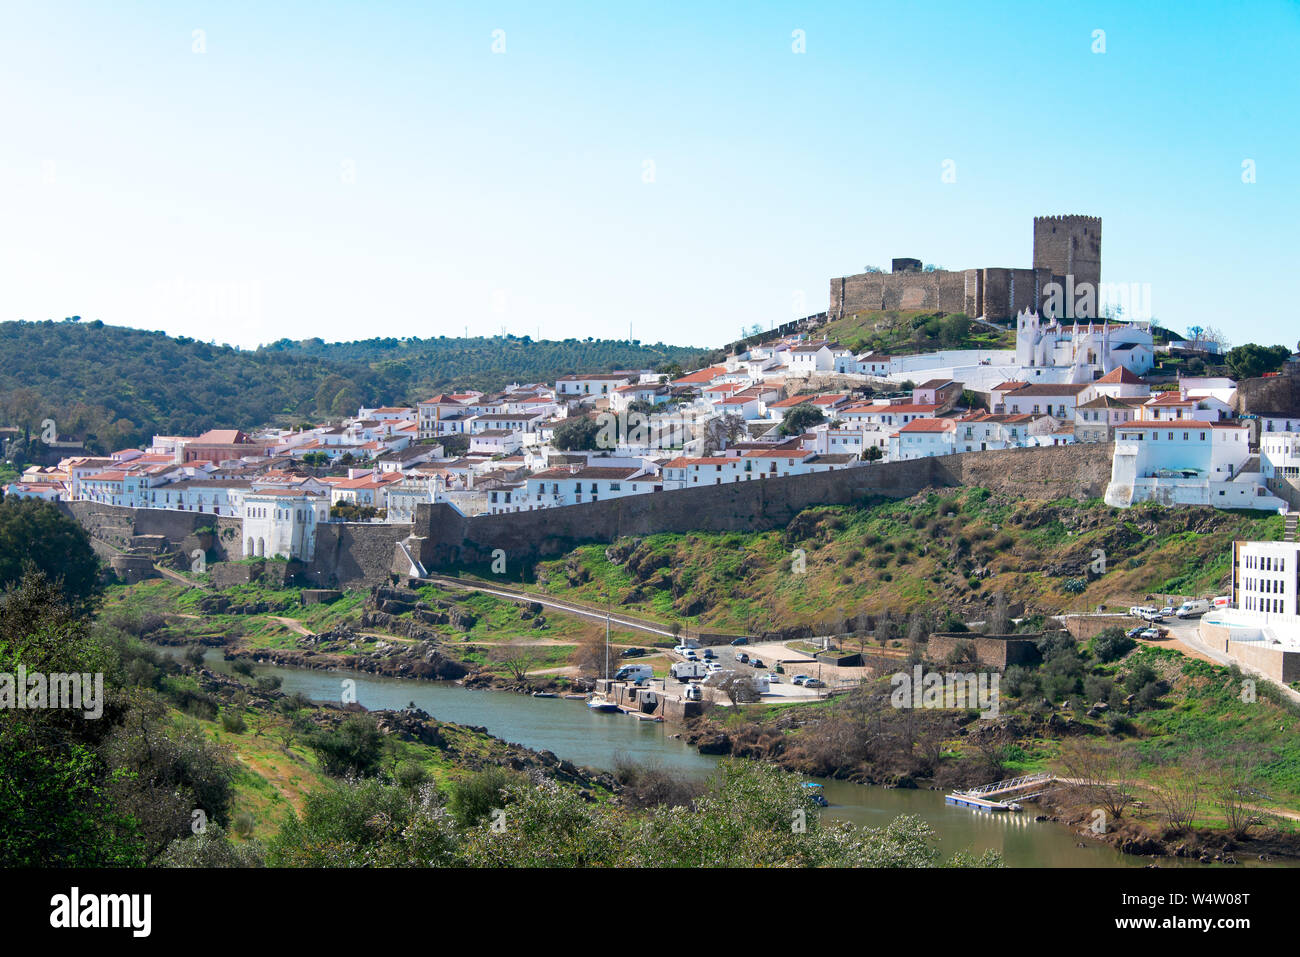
750,658,766,669
765,673,781,683
738,653,750,663
1126,627,1145,639
1159,606,1175,617
792,675,810,686
685,650,699,661
729,637,748,646
1139,628,1163,640
707,661,722,672
620,647,645,658
702,648,715,659
803,678,824,688
683,683,703,702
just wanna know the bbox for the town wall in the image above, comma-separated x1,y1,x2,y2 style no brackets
62,445,1113,588
415,444,1114,571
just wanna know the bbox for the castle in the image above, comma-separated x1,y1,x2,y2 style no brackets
829,215,1102,321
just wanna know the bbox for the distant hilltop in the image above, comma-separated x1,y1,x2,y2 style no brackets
830,215,1102,321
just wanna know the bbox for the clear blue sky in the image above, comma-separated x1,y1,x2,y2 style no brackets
2,0,1297,350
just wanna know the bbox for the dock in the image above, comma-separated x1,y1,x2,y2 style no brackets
946,772,1058,812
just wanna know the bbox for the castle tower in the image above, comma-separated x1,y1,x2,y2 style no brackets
1033,215,1101,290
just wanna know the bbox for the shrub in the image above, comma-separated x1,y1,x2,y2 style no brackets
1092,627,1135,663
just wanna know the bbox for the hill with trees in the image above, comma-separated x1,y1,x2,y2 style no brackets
0,320,708,453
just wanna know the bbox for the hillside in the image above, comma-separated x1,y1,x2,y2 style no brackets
815,309,1014,356
0,320,709,453
518,490,1282,634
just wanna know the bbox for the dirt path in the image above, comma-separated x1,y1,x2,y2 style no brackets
269,616,313,637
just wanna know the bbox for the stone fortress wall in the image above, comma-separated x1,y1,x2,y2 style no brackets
64,444,1113,588
829,215,1101,322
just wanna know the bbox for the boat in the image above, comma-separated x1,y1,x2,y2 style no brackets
587,694,620,713
531,691,557,698
801,782,829,807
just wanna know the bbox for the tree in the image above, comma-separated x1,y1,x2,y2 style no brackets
552,418,602,452
0,496,101,611
938,314,970,348
779,403,825,436
1225,343,1290,380
490,644,539,682
1091,626,1135,663
307,714,385,778
715,670,762,706
984,591,1010,635
439,433,470,457
1058,739,1140,821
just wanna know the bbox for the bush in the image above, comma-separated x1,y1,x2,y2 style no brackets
1092,627,1135,663
447,768,525,827
220,710,247,734
307,714,384,778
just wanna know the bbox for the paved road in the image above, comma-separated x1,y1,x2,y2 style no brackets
1134,614,1300,705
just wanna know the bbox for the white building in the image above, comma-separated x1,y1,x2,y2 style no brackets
1233,540,1300,625
1014,311,1155,379
522,465,653,508
1104,420,1287,511
242,489,329,560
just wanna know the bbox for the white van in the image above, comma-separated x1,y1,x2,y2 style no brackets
614,663,654,683
1175,599,1210,619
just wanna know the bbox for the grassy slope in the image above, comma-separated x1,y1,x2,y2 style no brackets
526,489,1282,632
815,309,1014,355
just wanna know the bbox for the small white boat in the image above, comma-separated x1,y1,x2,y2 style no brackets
587,694,620,713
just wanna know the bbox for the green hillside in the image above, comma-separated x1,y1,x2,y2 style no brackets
0,320,709,453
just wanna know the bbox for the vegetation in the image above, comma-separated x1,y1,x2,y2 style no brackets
0,320,708,452
816,310,1013,357
780,403,825,436
525,489,1280,633
1225,342,1292,380
0,494,101,612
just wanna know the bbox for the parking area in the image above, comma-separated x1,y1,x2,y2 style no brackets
659,639,868,702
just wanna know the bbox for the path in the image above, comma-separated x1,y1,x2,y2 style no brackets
421,574,680,640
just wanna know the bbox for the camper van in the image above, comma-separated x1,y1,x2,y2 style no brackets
670,661,709,682
1175,599,1210,619
614,663,654,684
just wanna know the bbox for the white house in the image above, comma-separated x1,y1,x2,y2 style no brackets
522,465,652,508
891,418,957,460
241,489,330,560
555,374,633,398
1104,420,1286,511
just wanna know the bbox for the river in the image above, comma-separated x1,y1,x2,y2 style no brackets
172,646,1239,867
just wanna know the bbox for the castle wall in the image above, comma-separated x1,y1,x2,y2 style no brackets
831,216,1101,321
63,447,1115,588
414,444,1114,572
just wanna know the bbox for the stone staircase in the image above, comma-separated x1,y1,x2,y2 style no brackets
1286,512,1299,543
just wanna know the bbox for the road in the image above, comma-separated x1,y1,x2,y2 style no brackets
421,575,678,639
1136,614,1300,705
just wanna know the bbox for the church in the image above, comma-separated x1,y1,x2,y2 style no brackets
1014,309,1155,383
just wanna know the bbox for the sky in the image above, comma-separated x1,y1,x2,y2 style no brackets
1,0,1298,351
